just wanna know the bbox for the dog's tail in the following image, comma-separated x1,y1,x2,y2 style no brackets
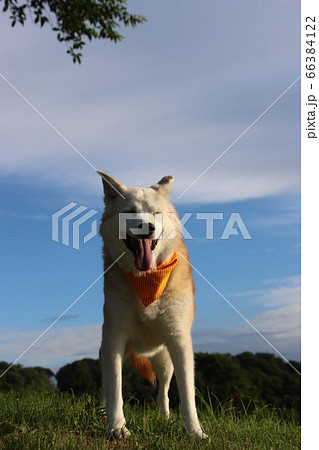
130,352,156,386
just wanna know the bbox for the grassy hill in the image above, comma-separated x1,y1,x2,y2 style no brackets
0,391,300,449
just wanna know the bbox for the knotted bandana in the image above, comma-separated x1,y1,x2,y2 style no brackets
125,251,178,307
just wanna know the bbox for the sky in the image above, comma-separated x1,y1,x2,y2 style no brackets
0,0,300,373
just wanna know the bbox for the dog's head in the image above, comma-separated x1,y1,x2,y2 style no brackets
98,171,181,274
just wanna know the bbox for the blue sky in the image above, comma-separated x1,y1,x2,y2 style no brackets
0,0,300,371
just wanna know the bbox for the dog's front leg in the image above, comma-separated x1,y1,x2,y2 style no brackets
167,334,207,440
100,335,130,440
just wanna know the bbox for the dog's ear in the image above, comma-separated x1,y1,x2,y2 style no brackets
151,175,174,197
96,171,127,200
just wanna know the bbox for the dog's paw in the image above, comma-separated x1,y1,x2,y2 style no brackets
182,425,208,440
191,429,208,440
109,426,131,440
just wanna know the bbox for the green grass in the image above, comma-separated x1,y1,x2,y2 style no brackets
0,391,300,449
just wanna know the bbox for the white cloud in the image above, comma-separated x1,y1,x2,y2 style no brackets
232,275,301,307
0,324,101,372
0,276,300,372
194,276,301,361
0,2,300,204
248,207,300,228
0,84,300,204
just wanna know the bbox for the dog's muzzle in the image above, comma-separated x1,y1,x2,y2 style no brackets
124,222,159,271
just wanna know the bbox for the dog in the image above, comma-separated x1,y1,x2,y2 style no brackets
98,171,207,440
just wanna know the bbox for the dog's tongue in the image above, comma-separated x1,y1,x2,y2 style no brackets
135,239,153,271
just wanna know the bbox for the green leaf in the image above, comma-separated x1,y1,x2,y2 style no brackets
2,0,146,63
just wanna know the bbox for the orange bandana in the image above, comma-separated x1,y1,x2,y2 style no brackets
125,251,178,307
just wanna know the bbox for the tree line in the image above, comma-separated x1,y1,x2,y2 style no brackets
0,352,300,418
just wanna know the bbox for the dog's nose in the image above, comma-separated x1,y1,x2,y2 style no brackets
148,223,155,235
138,222,155,237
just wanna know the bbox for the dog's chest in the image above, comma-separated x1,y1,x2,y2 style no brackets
127,300,170,352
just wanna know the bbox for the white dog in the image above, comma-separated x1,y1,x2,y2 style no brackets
98,171,206,440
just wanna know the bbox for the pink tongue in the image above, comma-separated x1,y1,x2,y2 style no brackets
135,239,153,271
